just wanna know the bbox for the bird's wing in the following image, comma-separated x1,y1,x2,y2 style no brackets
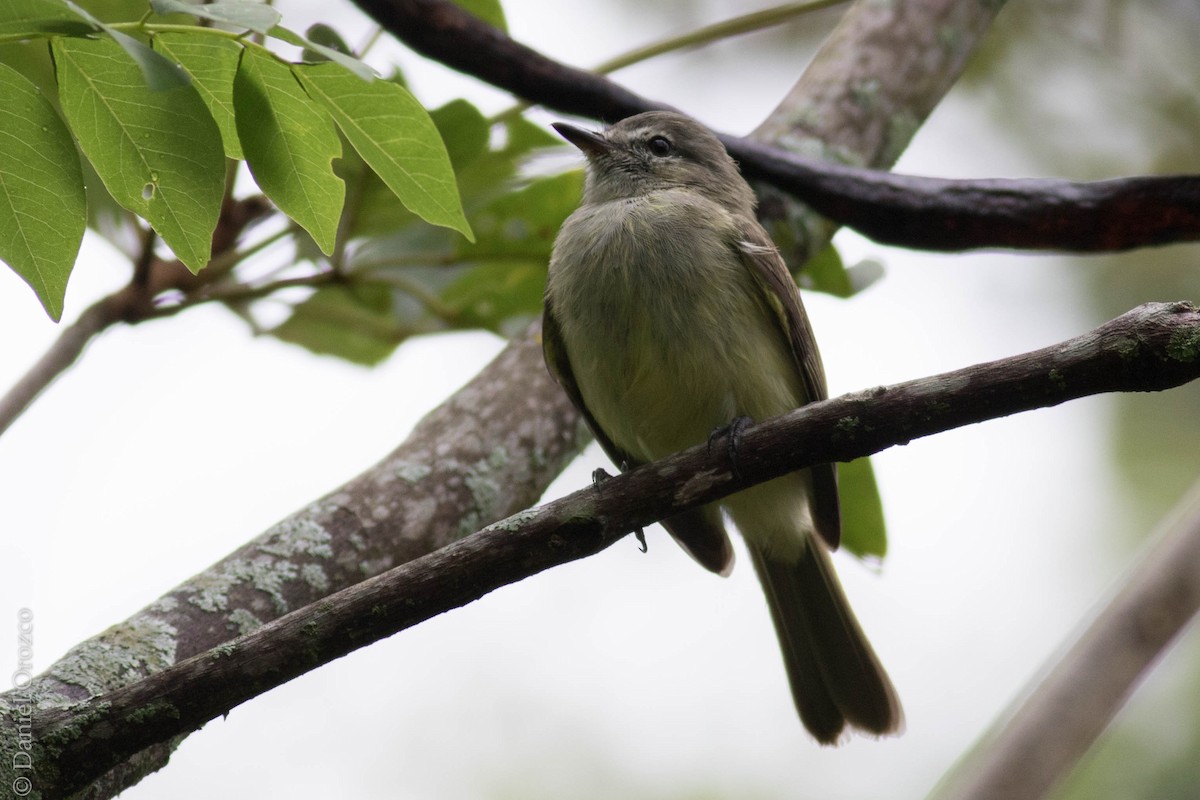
541,300,735,575
734,219,841,549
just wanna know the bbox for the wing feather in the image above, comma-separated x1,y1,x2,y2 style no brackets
735,222,841,549
542,301,735,574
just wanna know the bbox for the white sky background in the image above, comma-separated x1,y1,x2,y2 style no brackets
2,1,1196,798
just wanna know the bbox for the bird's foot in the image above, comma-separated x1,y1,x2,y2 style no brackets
592,467,648,553
708,415,754,481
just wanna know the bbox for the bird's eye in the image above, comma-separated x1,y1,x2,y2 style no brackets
647,135,673,157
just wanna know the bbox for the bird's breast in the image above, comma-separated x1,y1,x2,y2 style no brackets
547,192,803,462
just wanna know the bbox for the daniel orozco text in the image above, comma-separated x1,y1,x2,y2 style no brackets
10,609,34,797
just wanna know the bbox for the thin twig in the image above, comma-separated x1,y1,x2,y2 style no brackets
360,271,460,322
594,0,847,74
0,196,278,437
131,227,158,288
141,271,339,319
0,297,124,437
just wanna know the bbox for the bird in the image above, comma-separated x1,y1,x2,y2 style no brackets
541,110,902,744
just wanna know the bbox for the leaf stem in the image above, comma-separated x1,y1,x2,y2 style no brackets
595,0,846,75
143,270,338,319
108,21,247,40
359,271,460,323
355,26,384,59
204,223,296,276
353,249,550,269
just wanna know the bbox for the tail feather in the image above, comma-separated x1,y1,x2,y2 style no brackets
661,504,735,577
749,543,903,743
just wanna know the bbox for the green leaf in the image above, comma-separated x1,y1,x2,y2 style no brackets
342,98,490,242
504,113,561,151
53,36,224,271
295,62,472,241
838,457,888,559
452,0,506,32
268,25,375,81
290,107,581,363
302,23,352,62
803,242,852,297
0,62,85,321
107,28,191,89
846,257,885,294
153,32,243,158
271,283,405,365
459,170,578,260
234,46,343,255
439,171,579,330
0,0,91,35
150,0,281,34
59,0,190,90
430,99,489,170
439,260,544,334
456,114,563,203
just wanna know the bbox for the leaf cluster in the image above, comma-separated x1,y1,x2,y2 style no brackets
274,101,577,364
0,0,473,320
0,0,885,557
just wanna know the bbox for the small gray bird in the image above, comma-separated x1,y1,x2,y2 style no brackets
542,110,902,744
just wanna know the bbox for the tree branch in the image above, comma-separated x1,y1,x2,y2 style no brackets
26,301,1200,798
4,2,1086,796
932,475,1200,800
0,295,123,437
0,196,271,438
358,0,1200,254
6,2,1010,795
2,321,585,798
352,0,668,121
733,144,1200,253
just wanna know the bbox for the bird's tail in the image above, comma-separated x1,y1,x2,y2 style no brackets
748,542,903,744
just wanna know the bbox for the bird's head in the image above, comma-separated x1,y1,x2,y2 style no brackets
552,111,755,213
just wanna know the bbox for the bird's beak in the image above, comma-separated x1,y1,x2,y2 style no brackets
552,122,612,157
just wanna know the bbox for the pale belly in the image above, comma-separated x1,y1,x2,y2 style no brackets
572,311,802,464
569,282,816,560
548,191,816,558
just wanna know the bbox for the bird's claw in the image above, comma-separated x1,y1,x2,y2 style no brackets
633,528,648,553
708,415,754,481
592,467,648,554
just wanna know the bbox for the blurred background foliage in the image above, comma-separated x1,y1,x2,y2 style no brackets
968,1,1200,795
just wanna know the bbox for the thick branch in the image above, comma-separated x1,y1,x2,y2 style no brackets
733,144,1200,253
1,322,583,797
352,0,668,121
32,302,1200,797
359,0,1200,254
933,476,1200,800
